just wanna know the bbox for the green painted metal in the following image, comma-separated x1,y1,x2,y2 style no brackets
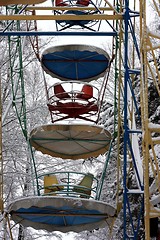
6,6,40,197
95,140,113,200
7,10,27,140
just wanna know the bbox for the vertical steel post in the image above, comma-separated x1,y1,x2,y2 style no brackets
0,72,3,212
123,0,129,238
139,1,150,239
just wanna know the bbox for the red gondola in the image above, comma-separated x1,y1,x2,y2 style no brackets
47,82,99,123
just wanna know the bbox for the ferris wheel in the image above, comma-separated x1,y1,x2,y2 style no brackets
0,1,160,239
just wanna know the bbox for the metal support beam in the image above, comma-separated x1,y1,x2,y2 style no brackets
0,14,123,21
0,74,3,212
0,31,117,36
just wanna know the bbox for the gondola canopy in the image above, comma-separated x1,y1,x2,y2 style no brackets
41,45,110,82
9,196,116,233
30,124,112,160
